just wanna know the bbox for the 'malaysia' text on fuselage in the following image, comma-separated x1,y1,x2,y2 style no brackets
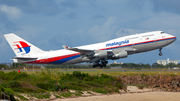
106,40,129,47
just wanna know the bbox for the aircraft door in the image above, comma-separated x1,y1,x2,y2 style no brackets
153,33,161,48
138,34,142,41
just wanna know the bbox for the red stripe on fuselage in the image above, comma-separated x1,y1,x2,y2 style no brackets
26,53,80,64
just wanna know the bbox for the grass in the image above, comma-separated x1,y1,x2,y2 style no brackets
87,91,93,94
76,70,180,76
15,94,29,100
29,93,50,99
0,70,126,100
1,69,179,100
60,92,73,98
54,94,61,98
94,89,107,94
31,69,180,75
4,68,180,76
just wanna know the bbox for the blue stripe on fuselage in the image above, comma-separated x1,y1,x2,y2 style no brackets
49,55,81,64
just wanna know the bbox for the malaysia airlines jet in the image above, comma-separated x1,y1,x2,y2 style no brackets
4,31,176,68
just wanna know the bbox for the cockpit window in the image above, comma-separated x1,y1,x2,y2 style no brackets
161,32,165,34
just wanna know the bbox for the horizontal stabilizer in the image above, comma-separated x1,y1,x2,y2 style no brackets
13,57,38,61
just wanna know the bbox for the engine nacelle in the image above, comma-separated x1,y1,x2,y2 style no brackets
93,51,107,58
82,57,91,62
113,51,128,58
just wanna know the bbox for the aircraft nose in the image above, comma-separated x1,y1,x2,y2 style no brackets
166,33,177,44
173,36,177,41
171,35,176,42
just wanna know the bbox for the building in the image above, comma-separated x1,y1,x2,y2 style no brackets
157,58,179,66
112,61,123,64
157,60,167,66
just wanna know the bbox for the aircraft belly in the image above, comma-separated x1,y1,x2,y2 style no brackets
135,43,155,52
129,40,171,54
62,57,83,65
156,40,171,48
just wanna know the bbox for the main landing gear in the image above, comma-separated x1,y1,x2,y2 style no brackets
93,60,108,68
159,48,162,56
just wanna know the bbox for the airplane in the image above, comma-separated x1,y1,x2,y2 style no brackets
4,31,176,68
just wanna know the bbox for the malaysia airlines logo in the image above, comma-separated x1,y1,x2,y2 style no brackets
106,40,129,47
13,41,31,54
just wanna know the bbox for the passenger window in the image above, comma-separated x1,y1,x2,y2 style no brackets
142,34,154,37
126,37,138,40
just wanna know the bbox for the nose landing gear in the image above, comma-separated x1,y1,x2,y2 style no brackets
159,48,162,56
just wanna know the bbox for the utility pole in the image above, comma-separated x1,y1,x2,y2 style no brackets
33,64,34,73
151,60,152,70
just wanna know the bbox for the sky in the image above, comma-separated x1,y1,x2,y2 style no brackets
0,0,180,64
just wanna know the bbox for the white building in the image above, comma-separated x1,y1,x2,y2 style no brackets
157,58,179,66
114,61,117,64
157,60,167,66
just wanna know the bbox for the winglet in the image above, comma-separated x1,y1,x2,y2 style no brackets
62,45,72,50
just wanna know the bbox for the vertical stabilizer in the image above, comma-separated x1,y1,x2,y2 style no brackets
4,33,44,57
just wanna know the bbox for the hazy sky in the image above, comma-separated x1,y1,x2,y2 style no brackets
0,0,180,64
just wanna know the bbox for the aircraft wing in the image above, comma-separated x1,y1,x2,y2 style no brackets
62,45,94,55
62,45,137,56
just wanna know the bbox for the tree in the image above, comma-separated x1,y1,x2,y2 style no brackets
166,63,177,68
0,64,7,69
152,63,158,68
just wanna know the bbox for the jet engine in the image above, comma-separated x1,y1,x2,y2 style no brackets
93,50,107,58
113,51,128,58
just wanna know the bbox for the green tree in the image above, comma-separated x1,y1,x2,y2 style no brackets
0,64,7,69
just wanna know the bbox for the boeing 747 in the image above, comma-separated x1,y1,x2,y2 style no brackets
4,31,176,68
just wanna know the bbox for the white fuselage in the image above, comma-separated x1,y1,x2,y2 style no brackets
23,31,176,64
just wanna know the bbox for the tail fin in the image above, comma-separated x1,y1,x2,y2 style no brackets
4,33,44,57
